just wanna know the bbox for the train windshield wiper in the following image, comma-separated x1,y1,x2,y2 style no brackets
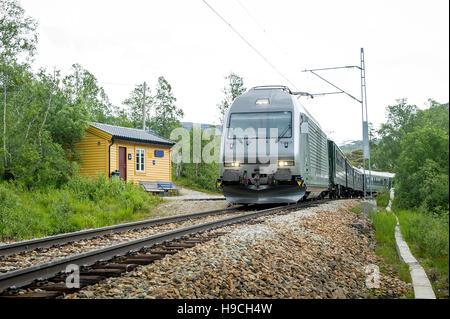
276,124,291,141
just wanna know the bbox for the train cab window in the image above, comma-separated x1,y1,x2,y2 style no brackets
228,112,292,139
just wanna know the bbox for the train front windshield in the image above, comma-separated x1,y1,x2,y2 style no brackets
227,111,292,139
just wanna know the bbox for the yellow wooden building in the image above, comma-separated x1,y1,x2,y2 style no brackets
76,122,175,186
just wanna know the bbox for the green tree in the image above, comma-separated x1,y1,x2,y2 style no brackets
149,76,183,139
372,99,418,170
347,149,363,168
372,98,449,213
217,72,246,124
172,126,220,192
106,108,134,128
412,99,449,134
62,64,113,123
395,125,449,212
0,64,86,186
0,0,37,64
0,1,129,187
122,83,153,129
1,0,38,169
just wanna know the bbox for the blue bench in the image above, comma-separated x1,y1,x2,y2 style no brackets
157,182,173,189
140,181,179,196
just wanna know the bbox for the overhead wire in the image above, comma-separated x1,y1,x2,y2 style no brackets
234,0,289,58
201,0,299,90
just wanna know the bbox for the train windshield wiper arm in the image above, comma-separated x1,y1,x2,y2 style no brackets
276,125,291,142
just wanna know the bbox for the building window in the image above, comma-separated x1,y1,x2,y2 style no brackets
136,149,145,172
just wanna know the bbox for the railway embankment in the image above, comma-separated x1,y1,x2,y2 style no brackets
66,200,411,299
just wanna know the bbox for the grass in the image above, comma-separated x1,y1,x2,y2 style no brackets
364,189,449,298
368,207,412,285
375,189,390,208
0,174,163,241
352,203,412,298
396,208,449,299
172,176,222,195
372,190,412,288
171,162,222,195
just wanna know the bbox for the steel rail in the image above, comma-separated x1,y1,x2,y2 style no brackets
0,202,302,293
0,205,245,257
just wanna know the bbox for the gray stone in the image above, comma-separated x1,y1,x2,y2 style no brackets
360,200,377,214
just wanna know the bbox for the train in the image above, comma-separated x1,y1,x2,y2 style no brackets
216,85,394,204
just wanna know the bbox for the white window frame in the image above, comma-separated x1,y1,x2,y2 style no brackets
136,149,145,172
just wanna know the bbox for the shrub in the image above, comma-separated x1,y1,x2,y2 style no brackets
0,175,162,241
397,208,449,298
397,209,449,259
376,190,390,208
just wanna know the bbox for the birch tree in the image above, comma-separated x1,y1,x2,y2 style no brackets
0,0,37,169
122,83,153,129
217,73,246,125
149,76,184,139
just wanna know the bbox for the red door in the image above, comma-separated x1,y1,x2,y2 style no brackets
119,147,127,181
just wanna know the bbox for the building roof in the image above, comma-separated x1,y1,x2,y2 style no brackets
355,168,395,178
89,122,175,147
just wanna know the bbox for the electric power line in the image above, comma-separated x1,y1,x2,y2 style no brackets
234,0,290,58
202,0,298,90
235,0,268,34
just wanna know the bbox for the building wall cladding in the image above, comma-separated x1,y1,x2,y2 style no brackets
111,141,172,183
75,127,111,178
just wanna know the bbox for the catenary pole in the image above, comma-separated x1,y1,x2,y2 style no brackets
303,48,372,198
142,81,147,130
360,50,366,197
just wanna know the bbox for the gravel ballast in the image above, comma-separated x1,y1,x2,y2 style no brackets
66,200,412,299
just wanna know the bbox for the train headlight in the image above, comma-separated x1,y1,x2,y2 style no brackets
224,161,240,167
255,98,270,105
278,160,294,167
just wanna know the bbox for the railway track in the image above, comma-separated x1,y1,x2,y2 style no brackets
0,206,255,273
0,205,245,257
0,200,324,298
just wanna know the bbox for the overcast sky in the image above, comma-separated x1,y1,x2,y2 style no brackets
21,0,449,144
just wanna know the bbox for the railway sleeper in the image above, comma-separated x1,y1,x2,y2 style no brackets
1,291,61,299
196,236,218,240
162,245,192,250
100,263,138,272
183,240,206,244
149,250,178,255
81,268,124,276
49,274,105,284
124,258,158,265
31,282,87,293
131,254,165,260
78,275,106,284
160,246,184,250
166,242,195,248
